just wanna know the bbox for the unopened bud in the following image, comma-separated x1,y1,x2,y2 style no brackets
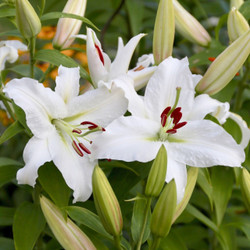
173,0,211,46
15,0,41,39
230,0,244,9
153,0,175,65
240,168,250,213
40,196,96,250
196,30,250,95
172,167,198,223
92,165,123,236
53,0,87,49
145,145,167,197
150,179,177,238
228,7,249,43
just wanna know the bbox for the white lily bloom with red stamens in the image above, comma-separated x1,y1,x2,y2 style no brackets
92,57,245,204
3,65,128,202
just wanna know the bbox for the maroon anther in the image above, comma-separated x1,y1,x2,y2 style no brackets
95,44,104,65
161,114,167,127
170,107,181,119
79,143,91,154
81,121,98,130
166,129,177,134
102,128,106,131
72,128,82,134
72,141,84,157
161,106,171,119
173,111,182,125
173,121,187,130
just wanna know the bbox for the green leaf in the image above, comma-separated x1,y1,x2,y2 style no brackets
41,12,99,31
3,65,44,80
0,7,15,18
216,224,237,250
0,206,15,226
186,204,218,232
0,237,15,250
35,49,90,81
214,14,228,41
223,117,242,144
211,167,234,225
66,206,112,239
13,202,46,250
131,196,151,244
0,121,24,145
38,163,71,207
0,157,22,188
240,1,250,20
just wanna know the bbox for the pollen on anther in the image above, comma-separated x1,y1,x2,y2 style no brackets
72,128,82,134
166,129,177,134
79,143,91,154
161,106,171,119
72,141,83,157
174,122,187,129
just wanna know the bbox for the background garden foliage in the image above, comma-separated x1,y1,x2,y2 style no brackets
0,0,249,249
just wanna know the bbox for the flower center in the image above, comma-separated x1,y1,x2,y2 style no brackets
52,119,105,157
158,87,187,141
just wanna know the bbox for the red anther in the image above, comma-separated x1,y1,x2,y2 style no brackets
173,112,182,124
208,57,216,62
235,72,240,76
166,129,177,134
170,107,181,119
102,127,106,131
72,141,83,157
72,128,82,134
174,121,187,129
81,121,98,127
88,125,98,130
107,159,111,162
95,44,104,65
79,143,91,154
90,141,93,144
133,65,145,72
161,106,171,119
161,114,167,127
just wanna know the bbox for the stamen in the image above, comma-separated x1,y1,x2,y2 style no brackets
95,44,104,65
161,106,171,119
173,122,187,129
161,114,167,127
72,128,82,134
81,121,99,130
169,87,181,116
170,107,182,124
79,143,91,154
72,141,83,157
134,65,145,72
166,129,177,134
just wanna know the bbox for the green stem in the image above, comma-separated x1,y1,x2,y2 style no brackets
150,235,161,250
136,197,152,250
0,92,16,121
113,235,122,250
29,36,36,78
233,61,249,112
39,64,54,83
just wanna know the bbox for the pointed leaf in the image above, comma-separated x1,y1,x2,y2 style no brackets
0,206,15,226
0,237,15,250
13,202,46,250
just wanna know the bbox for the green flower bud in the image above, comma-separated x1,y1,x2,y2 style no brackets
228,7,249,43
172,167,198,223
145,145,167,197
196,30,250,95
15,0,41,39
150,179,177,238
240,168,250,213
153,0,175,65
173,0,211,46
230,0,244,9
92,165,123,237
40,196,96,250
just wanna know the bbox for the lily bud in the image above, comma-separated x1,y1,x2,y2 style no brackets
92,165,123,237
145,145,167,197
240,168,250,213
153,0,175,65
53,0,87,49
173,0,211,46
196,30,250,95
150,179,177,238
230,0,244,9
15,0,41,39
172,167,198,223
228,7,249,43
40,196,96,250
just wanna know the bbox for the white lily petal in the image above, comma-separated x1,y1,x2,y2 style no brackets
144,57,195,122
109,33,145,80
0,40,28,51
73,34,87,40
55,66,80,104
128,66,157,91
48,131,94,202
92,116,162,162
229,112,250,148
66,85,128,127
170,120,245,167
165,156,187,204
135,54,155,68
0,46,17,71
3,78,67,138
86,28,108,86
188,94,230,123
17,136,52,186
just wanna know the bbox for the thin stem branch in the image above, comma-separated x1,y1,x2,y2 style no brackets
100,0,126,49
29,37,36,79
39,64,54,83
113,235,122,250
136,197,152,250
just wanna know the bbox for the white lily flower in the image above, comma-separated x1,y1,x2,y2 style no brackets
92,57,245,204
0,40,27,71
3,65,128,202
86,28,146,88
